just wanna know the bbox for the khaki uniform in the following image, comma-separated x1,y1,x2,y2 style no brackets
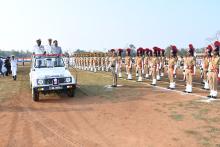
185,56,196,92
125,55,132,80
144,56,150,78
150,56,158,85
168,57,177,89
101,55,105,71
97,55,101,71
160,56,165,76
136,56,143,81
156,57,162,80
208,56,220,97
105,55,110,72
118,56,122,78
93,55,97,72
202,56,210,89
109,56,118,86
90,55,94,71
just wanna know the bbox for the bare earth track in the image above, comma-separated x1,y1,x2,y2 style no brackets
0,66,220,147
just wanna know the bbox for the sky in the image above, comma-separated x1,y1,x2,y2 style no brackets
0,0,219,52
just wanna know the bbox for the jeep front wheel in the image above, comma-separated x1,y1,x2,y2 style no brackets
67,88,75,97
32,88,39,101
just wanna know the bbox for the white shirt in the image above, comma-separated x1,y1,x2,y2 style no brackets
33,45,45,54
11,59,17,67
51,46,62,54
45,45,53,54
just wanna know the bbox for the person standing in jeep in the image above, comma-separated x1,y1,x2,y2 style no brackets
51,40,63,55
33,39,45,55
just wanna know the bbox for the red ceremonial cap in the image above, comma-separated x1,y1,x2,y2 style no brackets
214,41,220,47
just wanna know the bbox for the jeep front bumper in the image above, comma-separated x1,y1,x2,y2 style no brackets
34,84,76,92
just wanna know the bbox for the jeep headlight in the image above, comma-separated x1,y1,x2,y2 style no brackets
65,77,71,83
37,79,44,85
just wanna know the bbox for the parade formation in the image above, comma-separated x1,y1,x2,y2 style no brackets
72,41,220,99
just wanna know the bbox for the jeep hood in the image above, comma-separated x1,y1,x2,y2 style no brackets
32,67,72,79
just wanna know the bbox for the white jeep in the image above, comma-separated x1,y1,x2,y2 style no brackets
29,55,76,101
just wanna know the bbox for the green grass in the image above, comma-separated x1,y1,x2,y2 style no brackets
169,112,184,121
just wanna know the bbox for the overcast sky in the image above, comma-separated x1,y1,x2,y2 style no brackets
0,0,219,52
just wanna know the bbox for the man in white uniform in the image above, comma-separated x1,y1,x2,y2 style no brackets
45,38,53,54
33,39,45,55
51,40,62,55
11,55,17,80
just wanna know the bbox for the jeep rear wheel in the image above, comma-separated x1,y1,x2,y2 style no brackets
67,88,75,97
32,88,39,101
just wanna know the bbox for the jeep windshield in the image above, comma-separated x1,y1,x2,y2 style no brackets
34,57,65,68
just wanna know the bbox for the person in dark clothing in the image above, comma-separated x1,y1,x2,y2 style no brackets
5,57,11,76
0,58,3,76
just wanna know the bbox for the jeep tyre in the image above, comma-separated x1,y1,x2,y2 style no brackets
67,88,75,97
32,88,39,101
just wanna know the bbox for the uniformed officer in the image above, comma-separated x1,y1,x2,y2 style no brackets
168,46,178,89
202,45,212,90
150,47,159,86
156,47,162,81
143,48,150,79
90,53,94,71
160,49,166,77
117,49,123,78
93,53,97,72
51,40,62,55
136,48,144,82
148,49,153,78
184,44,196,93
33,39,45,55
105,52,110,72
109,49,118,87
125,48,132,80
10,55,18,80
97,53,101,71
207,41,220,98
101,53,105,71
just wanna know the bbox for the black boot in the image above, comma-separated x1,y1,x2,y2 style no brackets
14,75,17,80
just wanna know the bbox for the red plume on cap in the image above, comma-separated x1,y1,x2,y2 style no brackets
189,44,194,49
161,49,165,56
118,48,123,52
153,47,158,53
148,49,153,56
126,48,131,56
137,47,143,55
214,41,220,47
206,45,213,53
145,48,150,55
207,45,213,51
110,49,115,52
118,48,123,56
188,44,195,55
171,45,178,54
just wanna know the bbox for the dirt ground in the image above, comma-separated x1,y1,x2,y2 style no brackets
0,66,220,147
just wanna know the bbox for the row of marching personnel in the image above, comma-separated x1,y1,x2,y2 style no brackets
72,41,220,99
